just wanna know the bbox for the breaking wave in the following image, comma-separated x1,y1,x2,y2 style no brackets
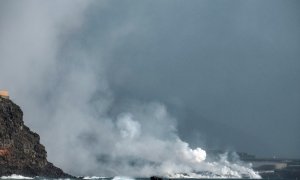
83,176,107,180
0,175,33,179
112,177,135,180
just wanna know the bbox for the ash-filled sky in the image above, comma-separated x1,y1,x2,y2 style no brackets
0,0,299,176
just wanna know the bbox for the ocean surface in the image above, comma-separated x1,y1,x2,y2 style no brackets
0,174,288,180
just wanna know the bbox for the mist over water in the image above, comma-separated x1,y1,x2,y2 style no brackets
0,1,263,178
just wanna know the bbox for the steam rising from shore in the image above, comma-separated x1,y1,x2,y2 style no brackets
0,1,260,178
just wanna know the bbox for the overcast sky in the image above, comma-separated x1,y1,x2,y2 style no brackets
0,1,299,175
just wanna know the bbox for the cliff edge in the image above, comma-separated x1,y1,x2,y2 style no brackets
0,97,72,178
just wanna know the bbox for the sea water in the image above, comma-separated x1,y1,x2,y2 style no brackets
0,175,283,180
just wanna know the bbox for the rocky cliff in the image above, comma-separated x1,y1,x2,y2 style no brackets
0,97,71,178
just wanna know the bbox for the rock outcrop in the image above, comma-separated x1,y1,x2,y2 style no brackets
0,97,72,178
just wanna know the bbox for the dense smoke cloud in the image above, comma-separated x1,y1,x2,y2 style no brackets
1,0,299,178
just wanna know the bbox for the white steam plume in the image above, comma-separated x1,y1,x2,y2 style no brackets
0,1,260,178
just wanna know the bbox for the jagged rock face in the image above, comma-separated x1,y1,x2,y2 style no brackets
0,97,71,178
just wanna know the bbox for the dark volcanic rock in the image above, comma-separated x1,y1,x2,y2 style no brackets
150,176,163,180
0,97,72,178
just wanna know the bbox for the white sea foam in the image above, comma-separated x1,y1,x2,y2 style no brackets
83,176,107,179
168,173,232,179
0,175,33,179
112,176,135,180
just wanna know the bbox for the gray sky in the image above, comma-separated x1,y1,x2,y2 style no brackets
0,0,299,176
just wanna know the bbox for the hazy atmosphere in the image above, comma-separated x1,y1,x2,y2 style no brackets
0,0,299,177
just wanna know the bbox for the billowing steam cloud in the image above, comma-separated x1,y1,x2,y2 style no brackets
0,1,260,178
